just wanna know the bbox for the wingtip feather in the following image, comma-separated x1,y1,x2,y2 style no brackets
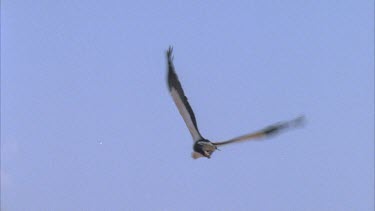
167,46,174,61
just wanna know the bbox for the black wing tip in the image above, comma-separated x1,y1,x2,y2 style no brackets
264,115,306,136
166,46,176,91
167,46,174,61
289,115,306,128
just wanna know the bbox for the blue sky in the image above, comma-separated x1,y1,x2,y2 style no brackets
1,1,374,210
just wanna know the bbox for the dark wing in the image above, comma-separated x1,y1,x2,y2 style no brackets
213,116,305,146
167,47,203,142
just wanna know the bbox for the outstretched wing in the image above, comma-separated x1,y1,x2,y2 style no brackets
167,47,203,142
213,116,305,146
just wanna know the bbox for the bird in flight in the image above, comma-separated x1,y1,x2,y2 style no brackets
166,47,304,159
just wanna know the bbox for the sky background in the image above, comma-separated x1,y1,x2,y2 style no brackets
1,1,374,210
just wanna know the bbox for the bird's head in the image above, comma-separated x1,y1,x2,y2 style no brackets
192,140,218,159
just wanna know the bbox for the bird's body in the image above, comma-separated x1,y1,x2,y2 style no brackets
193,139,217,159
166,47,304,159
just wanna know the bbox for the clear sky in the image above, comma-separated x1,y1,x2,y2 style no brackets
1,1,374,210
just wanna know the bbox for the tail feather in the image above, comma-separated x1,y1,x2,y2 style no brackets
191,152,204,159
